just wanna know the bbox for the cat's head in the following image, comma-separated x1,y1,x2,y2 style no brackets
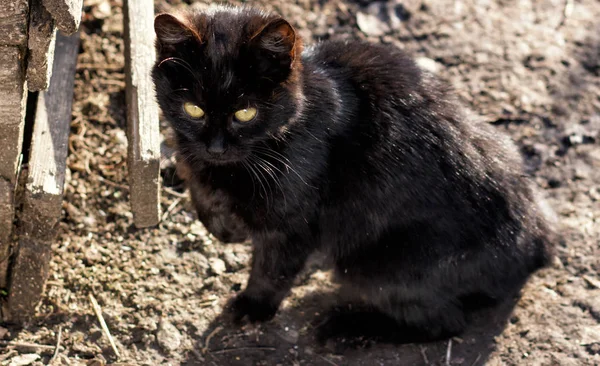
152,6,304,165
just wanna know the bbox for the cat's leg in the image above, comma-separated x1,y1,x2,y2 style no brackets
317,288,466,345
319,224,470,344
230,231,313,323
186,177,249,243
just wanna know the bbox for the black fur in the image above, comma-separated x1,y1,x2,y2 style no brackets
152,5,554,344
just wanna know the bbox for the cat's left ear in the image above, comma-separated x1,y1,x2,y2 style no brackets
154,13,202,53
251,18,299,68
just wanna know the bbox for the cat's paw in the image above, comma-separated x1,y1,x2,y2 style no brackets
315,312,372,351
228,292,278,324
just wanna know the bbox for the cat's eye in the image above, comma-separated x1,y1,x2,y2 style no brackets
183,102,205,118
234,107,257,123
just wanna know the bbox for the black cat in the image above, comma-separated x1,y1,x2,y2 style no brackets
151,6,554,344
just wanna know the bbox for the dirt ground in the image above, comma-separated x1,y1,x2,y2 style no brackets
2,0,600,365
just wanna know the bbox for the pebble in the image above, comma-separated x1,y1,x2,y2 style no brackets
222,250,246,272
279,327,300,343
580,324,600,345
92,0,111,20
209,257,227,275
156,319,182,353
357,2,392,36
356,1,409,36
8,354,40,366
415,57,439,74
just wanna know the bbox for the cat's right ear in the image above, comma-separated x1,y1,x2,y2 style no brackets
154,13,201,50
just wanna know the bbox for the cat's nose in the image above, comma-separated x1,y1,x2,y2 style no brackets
207,144,226,155
207,135,227,155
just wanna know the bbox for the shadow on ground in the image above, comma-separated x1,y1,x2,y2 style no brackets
180,290,519,366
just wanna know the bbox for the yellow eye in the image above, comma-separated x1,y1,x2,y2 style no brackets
234,107,257,122
183,102,205,118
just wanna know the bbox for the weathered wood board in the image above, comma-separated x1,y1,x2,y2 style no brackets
27,0,57,91
123,0,161,228
7,31,80,322
0,179,14,290
0,0,29,46
0,46,27,290
42,0,83,35
0,47,27,184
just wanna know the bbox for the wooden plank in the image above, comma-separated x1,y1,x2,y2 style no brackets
27,0,57,92
123,0,161,228
0,0,28,46
0,46,27,291
42,0,82,35
0,179,14,290
6,31,79,323
0,47,27,183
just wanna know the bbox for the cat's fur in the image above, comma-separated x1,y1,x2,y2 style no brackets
152,5,554,343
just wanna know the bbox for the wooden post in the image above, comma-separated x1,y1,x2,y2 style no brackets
0,0,29,46
41,0,82,35
0,0,28,288
6,31,80,322
27,0,57,92
123,0,161,228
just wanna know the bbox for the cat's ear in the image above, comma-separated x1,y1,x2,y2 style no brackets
154,13,202,48
251,18,299,68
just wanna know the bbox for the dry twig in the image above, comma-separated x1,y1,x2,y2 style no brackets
210,346,276,354
317,355,339,366
163,186,188,198
446,339,453,366
202,326,223,354
471,353,482,366
420,345,430,364
161,197,182,222
51,326,63,362
89,294,121,358
0,340,57,351
0,350,18,362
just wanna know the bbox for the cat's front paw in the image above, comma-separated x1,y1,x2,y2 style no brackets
228,292,278,324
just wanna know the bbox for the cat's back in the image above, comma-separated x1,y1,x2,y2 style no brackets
302,40,425,98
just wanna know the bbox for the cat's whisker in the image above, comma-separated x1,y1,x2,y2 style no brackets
253,146,315,188
304,129,323,143
245,158,270,211
259,100,286,110
240,160,257,203
167,152,193,189
251,151,294,193
159,57,202,85
248,156,276,212
250,155,288,211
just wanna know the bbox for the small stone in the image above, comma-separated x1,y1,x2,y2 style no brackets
589,187,600,201
357,1,409,36
583,275,600,289
156,319,182,353
9,354,40,366
92,0,111,19
573,161,592,180
581,325,600,345
279,328,299,343
222,250,246,272
84,246,102,265
0,326,7,339
357,2,391,36
551,256,564,269
209,257,226,275
86,358,106,366
415,57,439,74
